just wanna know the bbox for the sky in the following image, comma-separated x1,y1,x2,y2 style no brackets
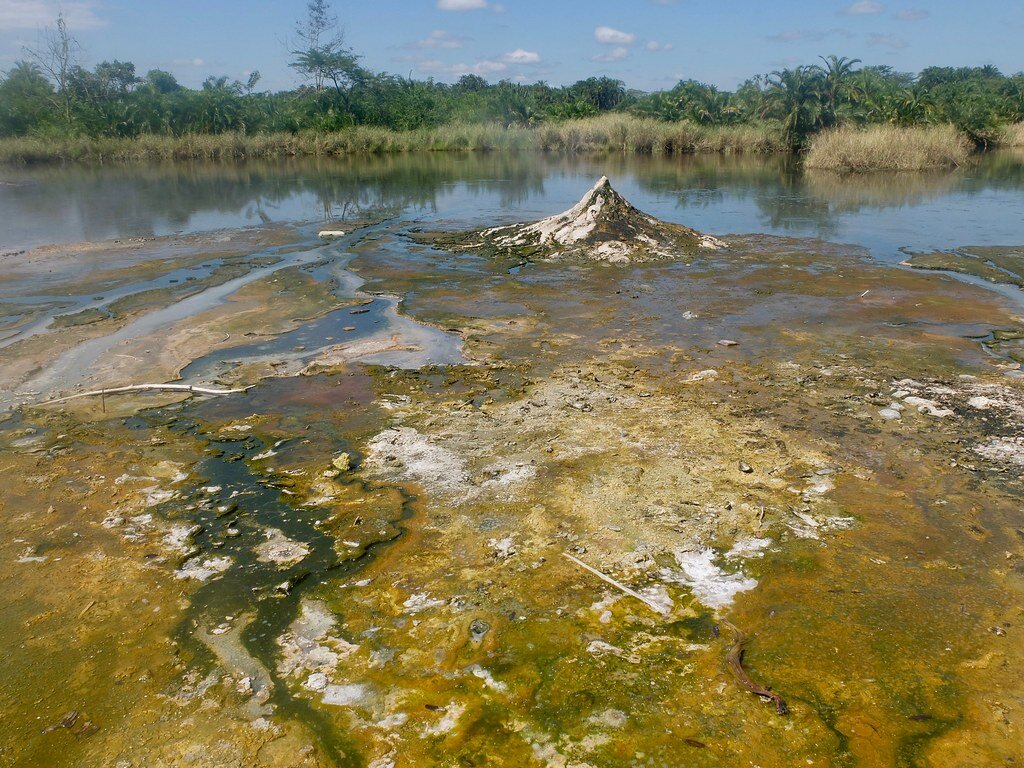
0,0,1022,92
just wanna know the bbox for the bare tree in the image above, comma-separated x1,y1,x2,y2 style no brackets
25,13,79,126
292,1,341,92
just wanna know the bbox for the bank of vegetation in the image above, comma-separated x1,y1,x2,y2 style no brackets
0,117,787,163
1,4,1023,169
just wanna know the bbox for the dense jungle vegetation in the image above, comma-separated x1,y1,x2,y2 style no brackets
1,2,1022,162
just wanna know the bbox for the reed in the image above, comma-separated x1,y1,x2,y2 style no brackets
0,116,787,165
805,124,972,171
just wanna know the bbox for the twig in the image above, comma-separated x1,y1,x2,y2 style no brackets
720,619,788,715
41,384,251,405
561,552,669,616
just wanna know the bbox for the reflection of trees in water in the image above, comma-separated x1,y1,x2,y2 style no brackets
618,152,797,210
0,153,551,243
621,153,841,236
625,149,1024,239
3,150,1022,246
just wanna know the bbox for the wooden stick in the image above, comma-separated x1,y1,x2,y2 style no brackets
41,383,251,405
561,552,669,616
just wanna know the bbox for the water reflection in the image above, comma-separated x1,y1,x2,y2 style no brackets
2,150,1024,258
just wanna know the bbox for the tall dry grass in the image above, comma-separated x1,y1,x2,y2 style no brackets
805,124,972,171
536,115,785,154
0,116,785,165
998,123,1024,147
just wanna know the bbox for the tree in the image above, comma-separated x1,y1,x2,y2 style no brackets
290,1,360,94
25,13,78,127
245,71,262,96
0,61,55,135
761,66,825,149
454,74,488,93
145,69,182,94
814,55,861,126
570,77,626,111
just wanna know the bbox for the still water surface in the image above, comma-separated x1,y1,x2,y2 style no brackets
3,151,1024,258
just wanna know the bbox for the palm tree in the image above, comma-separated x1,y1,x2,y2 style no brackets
814,55,861,127
761,66,825,149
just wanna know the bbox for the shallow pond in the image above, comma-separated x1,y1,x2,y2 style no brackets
3,150,1024,260
1,152,1024,768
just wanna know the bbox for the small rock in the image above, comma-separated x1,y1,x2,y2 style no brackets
469,619,490,644
879,408,902,421
332,453,352,472
717,339,739,347
689,369,718,382
304,672,329,692
739,462,753,474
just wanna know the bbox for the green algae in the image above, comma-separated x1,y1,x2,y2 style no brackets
903,247,1024,289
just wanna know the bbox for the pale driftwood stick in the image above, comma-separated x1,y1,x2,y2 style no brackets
561,552,669,616
42,383,251,406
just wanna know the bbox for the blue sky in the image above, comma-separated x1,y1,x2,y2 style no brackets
1,0,1021,92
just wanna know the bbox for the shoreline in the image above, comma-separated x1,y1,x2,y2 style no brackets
1,122,1018,171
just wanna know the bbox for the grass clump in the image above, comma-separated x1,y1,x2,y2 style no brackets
805,124,972,171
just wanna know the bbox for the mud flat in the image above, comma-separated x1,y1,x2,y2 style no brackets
2,186,1024,767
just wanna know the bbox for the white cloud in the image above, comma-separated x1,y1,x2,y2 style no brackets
415,57,507,77
867,32,907,48
416,29,465,49
645,40,674,51
767,28,853,43
501,48,540,64
594,26,636,45
0,0,105,30
437,0,488,10
173,57,206,67
842,1,883,15
593,46,629,63
895,8,929,20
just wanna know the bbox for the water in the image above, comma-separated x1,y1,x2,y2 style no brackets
3,151,1024,261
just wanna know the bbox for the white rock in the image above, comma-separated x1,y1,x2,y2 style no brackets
322,683,369,707
304,672,329,692
689,369,718,382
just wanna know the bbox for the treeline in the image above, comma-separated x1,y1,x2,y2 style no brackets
1,9,1023,152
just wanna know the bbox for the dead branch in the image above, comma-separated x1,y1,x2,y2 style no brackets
720,619,788,715
561,552,669,616
41,383,251,405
